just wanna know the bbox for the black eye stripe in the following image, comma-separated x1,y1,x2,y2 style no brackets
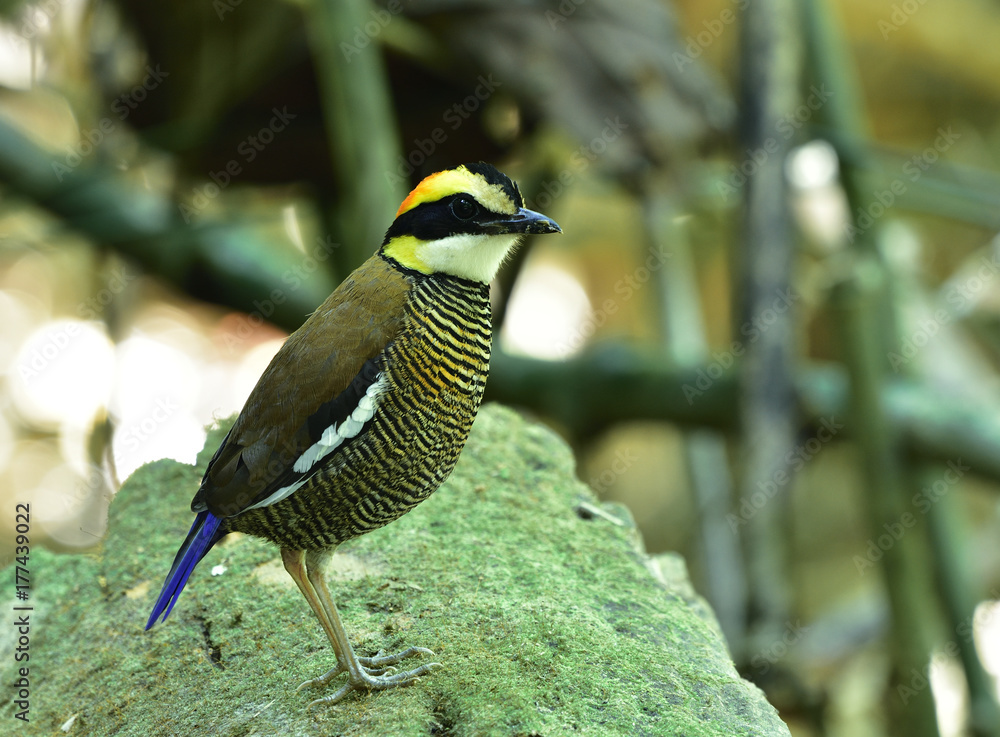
383,194,500,244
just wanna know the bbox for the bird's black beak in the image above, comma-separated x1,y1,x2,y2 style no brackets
483,207,562,236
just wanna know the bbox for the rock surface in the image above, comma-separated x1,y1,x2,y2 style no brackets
1,404,790,736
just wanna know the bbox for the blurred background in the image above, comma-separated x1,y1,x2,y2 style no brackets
2,0,1000,734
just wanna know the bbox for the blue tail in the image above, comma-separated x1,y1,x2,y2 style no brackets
146,511,224,630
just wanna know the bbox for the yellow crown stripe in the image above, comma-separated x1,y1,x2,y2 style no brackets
395,168,473,217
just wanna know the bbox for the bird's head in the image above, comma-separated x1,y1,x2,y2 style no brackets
381,162,561,283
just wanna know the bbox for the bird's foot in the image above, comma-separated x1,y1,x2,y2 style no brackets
296,665,345,692
302,647,441,708
361,646,436,673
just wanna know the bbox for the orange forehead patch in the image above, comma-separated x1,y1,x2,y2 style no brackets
395,169,473,217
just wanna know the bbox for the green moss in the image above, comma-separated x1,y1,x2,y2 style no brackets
1,404,789,737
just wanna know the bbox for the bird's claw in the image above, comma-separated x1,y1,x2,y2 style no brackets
306,660,443,708
300,646,440,706
297,665,345,692
362,646,434,669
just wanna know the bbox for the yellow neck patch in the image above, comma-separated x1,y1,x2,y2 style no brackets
383,235,433,274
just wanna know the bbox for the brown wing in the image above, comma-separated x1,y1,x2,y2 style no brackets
192,254,412,518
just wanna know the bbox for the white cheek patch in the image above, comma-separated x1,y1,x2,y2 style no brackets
421,233,520,283
245,372,388,511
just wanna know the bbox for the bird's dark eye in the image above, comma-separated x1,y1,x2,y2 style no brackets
450,196,478,221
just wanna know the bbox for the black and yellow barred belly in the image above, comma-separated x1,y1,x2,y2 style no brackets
227,273,492,550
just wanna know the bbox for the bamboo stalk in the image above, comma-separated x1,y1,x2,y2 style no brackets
487,350,1000,490
0,116,336,332
735,0,801,661
804,0,944,733
835,266,940,736
301,0,405,271
642,181,747,655
923,470,1000,737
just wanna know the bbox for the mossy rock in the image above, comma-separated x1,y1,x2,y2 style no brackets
1,404,790,736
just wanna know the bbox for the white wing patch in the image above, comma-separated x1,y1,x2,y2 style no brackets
244,372,388,511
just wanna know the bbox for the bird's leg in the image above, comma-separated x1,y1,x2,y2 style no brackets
281,548,350,687
302,548,441,707
281,548,419,691
281,547,441,707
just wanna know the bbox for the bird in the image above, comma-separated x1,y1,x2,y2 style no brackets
145,162,561,707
